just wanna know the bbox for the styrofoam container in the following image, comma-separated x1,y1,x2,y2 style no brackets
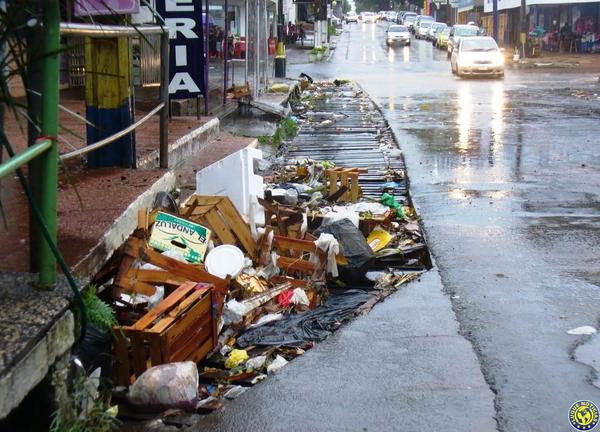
205,245,245,279
196,147,265,225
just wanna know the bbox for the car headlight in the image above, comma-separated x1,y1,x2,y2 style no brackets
494,53,505,65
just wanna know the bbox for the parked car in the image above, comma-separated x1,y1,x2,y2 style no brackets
447,24,479,57
386,24,411,46
427,22,447,42
402,12,417,27
435,26,451,48
385,11,398,22
362,12,376,23
413,15,434,34
416,21,433,39
345,11,358,23
450,36,504,78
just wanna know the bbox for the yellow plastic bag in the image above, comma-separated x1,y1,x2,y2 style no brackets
224,349,249,369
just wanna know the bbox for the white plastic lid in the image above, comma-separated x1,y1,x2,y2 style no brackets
205,245,245,279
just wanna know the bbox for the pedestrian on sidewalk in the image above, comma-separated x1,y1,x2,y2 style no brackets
299,24,306,47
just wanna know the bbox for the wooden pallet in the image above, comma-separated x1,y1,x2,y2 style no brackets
113,281,217,386
114,236,229,298
324,167,368,203
182,195,257,260
258,232,325,279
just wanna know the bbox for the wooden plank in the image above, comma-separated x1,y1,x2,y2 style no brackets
274,235,317,253
113,330,131,386
164,296,212,348
340,171,350,202
149,333,163,367
194,195,224,206
278,256,316,274
129,331,147,379
133,269,188,286
350,173,360,203
168,313,212,362
134,239,228,294
188,338,216,365
129,282,195,330
149,289,206,333
204,208,237,245
217,199,256,259
327,170,339,196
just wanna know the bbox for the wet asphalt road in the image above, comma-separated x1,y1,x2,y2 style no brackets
286,23,600,431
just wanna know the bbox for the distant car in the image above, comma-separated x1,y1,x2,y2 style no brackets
386,24,411,46
447,24,480,57
345,11,358,23
435,26,451,48
413,15,434,34
416,21,433,38
378,11,386,21
362,11,376,23
403,13,417,30
427,22,447,42
385,11,398,22
331,14,342,27
450,36,504,78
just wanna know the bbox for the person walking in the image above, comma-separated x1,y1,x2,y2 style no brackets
299,23,306,47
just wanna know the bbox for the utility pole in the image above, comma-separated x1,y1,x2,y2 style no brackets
519,0,527,57
492,0,498,41
275,0,286,77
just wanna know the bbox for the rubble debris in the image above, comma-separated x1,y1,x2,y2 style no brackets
92,80,432,425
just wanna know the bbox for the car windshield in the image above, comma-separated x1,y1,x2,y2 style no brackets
433,24,446,31
389,25,408,32
461,38,498,52
405,16,416,22
455,26,479,36
421,22,432,28
441,27,451,35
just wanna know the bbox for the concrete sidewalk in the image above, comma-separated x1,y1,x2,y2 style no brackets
189,270,497,432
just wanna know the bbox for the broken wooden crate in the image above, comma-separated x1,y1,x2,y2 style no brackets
113,281,218,386
324,167,368,203
182,195,257,260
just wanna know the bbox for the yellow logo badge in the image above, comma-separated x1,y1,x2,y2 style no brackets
570,401,599,431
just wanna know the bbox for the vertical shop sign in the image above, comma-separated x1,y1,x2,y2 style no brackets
156,0,205,99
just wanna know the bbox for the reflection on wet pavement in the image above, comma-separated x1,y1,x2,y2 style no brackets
289,24,600,431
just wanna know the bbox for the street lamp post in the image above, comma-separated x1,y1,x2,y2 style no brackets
275,0,286,77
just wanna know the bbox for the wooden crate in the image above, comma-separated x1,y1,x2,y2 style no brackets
113,281,217,386
324,167,368,203
232,82,250,98
182,195,257,260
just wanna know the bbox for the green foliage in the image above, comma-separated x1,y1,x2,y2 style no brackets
328,23,336,37
50,374,119,432
257,117,299,149
82,285,117,332
343,0,352,14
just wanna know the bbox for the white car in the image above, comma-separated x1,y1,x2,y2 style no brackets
450,36,504,78
385,11,398,22
386,24,411,46
345,11,358,23
362,12,376,23
416,21,433,39
447,24,480,57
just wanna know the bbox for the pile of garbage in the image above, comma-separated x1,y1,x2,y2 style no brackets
85,80,430,427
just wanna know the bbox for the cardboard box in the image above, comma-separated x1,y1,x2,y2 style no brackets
149,211,211,263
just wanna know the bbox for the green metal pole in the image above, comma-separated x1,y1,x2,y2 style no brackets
0,140,52,180
38,0,60,287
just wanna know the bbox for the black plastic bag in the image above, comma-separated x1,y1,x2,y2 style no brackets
236,289,373,347
315,218,374,280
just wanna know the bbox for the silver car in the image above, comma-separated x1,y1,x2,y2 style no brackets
386,25,411,46
450,36,504,78
427,23,447,42
447,24,480,57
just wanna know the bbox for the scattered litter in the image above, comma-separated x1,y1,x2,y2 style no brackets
205,245,245,278
224,349,249,369
245,355,268,371
568,326,597,335
267,355,289,374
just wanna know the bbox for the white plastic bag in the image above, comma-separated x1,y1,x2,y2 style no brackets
128,362,198,410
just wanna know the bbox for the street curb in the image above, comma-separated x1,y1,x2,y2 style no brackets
71,170,178,279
